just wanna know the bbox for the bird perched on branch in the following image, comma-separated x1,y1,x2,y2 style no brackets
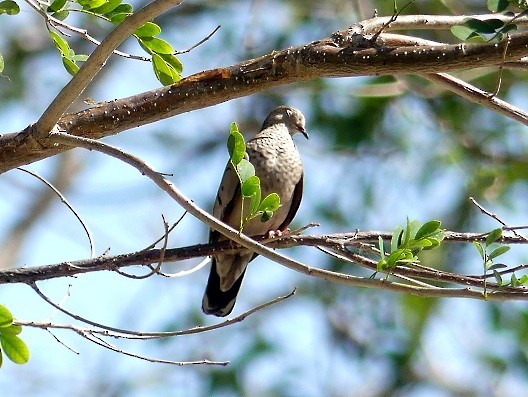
202,106,308,316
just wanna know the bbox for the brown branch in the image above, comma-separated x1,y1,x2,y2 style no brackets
3,25,528,172
2,230,527,286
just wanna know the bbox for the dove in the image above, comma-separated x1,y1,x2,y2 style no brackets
202,106,308,316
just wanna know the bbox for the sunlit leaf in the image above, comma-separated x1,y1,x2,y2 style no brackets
152,53,176,86
259,193,281,212
0,335,29,364
49,30,71,55
135,22,162,38
62,57,79,75
91,0,122,14
228,123,245,165
414,220,441,240
248,188,261,216
78,0,107,10
236,159,255,182
0,324,22,335
160,53,183,74
241,175,260,197
109,12,130,25
140,37,174,54
47,0,66,12
0,305,13,328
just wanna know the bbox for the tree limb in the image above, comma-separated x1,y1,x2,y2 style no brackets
3,15,528,172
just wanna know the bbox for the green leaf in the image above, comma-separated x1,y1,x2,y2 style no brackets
518,274,528,285
109,12,130,24
493,270,503,286
414,220,441,240
62,57,79,76
451,25,484,42
0,0,19,15
473,241,485,259
408,239,433,250
241,175,260,197
70,54,89,62
107,2,132,14
160,53,183,74
0,324,22,335
260,210,273,223
134,22,162,38
0,305,13,327
487,0,509,12
488,245,510,260
91,0,122,14
248,188,261,216
465,18,502,34
47,0,66,12
488,263,507,270
49,30,71,55
152,53,178,86
259,193,281,212
78,0,107,10
390,226,403,253
0,53,3,74
423,237,441,250
0,305,14,327
228,123,245,165
236,159,255,182
51,10,69,20
377,258,388,271
486,228,503,246
378,236,385,261
140,37,174,54
501,23,518,34
401,218,413,248
386,249,408,268
0,335,29,364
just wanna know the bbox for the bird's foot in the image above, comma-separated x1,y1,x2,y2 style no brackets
266,228,290,239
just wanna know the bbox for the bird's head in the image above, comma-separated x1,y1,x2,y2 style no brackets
262,106,309,139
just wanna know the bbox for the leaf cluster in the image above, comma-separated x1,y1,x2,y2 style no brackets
378,219,445,272
450,0,525,42
473,228,527,288
228,123,281,232
5,0,184,83
0,305,29,368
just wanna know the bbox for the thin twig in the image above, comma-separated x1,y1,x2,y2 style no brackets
23,286,297,339
25,0,150,61
469,197,528,242
174,25,221,54
17,167,95,258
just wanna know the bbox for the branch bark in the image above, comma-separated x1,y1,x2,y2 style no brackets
2,15,528,173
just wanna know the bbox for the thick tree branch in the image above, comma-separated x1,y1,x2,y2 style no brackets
3,230,528,300
3,15,528,173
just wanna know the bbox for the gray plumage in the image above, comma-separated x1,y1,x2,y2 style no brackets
202,106,308,316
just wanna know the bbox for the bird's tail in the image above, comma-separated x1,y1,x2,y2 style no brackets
202,257,247,317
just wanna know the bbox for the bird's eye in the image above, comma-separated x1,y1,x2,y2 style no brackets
286,110,292,117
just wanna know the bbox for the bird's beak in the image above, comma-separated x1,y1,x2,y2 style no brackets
297,124,309,139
